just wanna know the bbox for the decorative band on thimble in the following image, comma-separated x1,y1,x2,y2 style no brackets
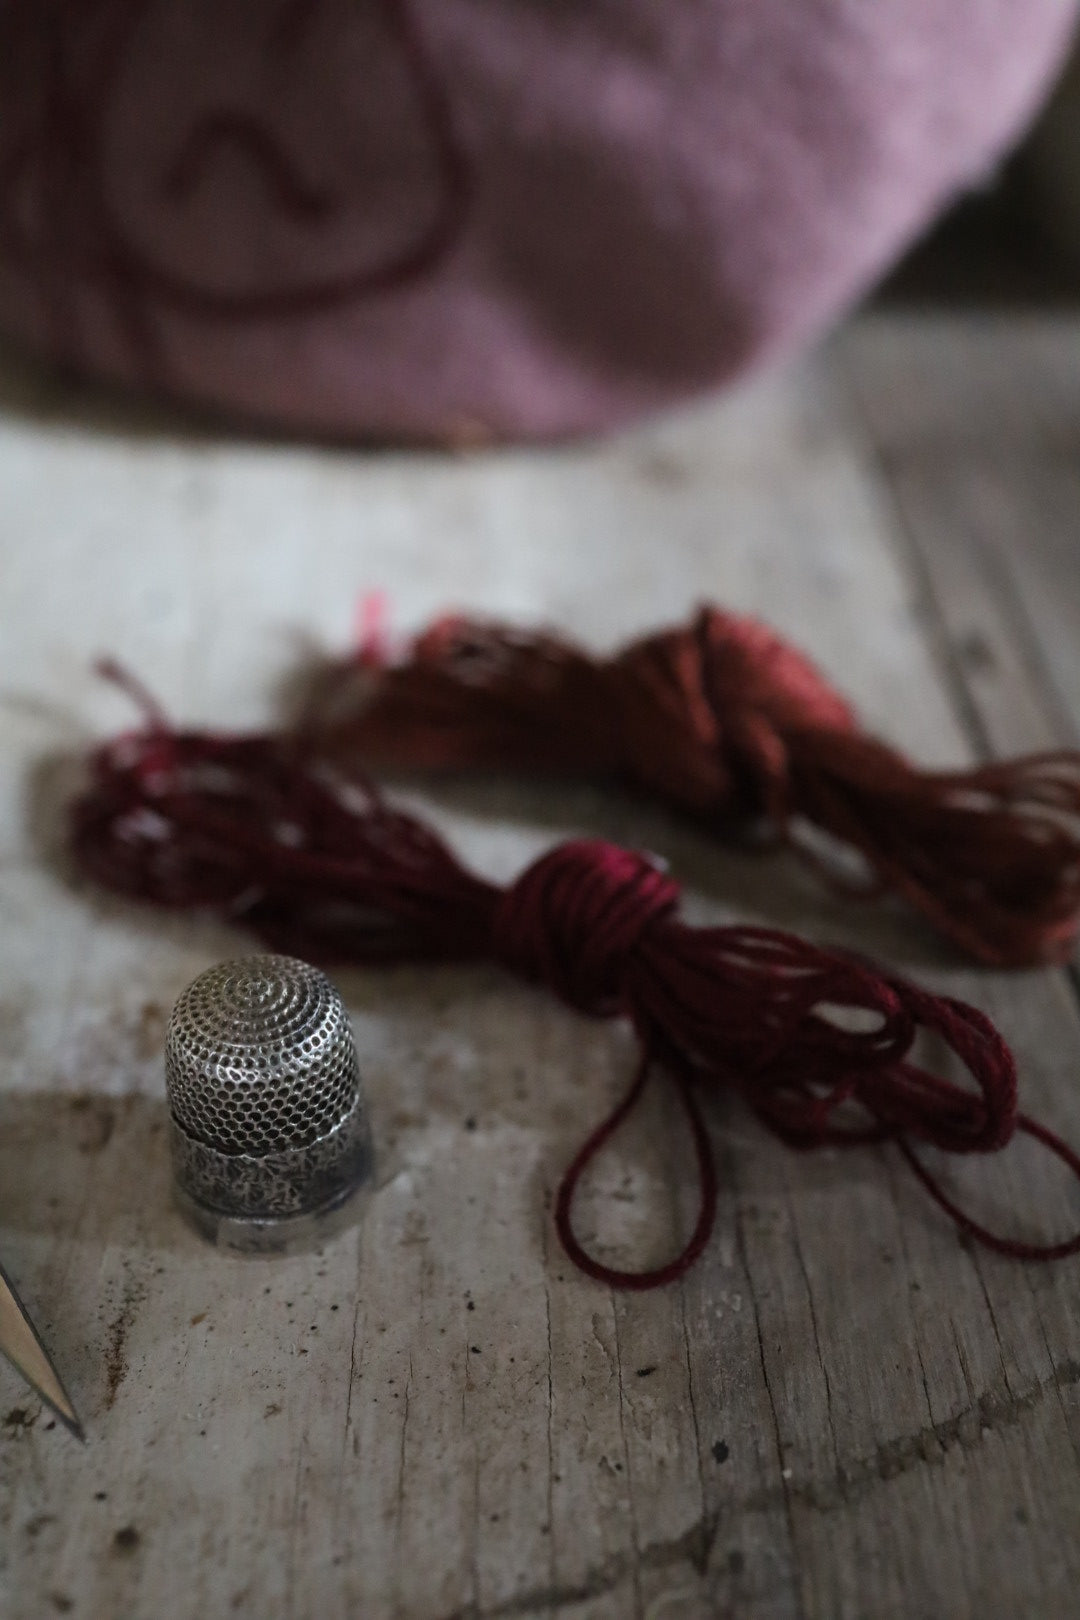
165,955,372,1248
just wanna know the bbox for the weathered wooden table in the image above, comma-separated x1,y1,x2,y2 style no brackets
2,315,1080,1619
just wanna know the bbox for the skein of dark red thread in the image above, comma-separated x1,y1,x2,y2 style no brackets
305,605,1080,969
68,668,1080,1287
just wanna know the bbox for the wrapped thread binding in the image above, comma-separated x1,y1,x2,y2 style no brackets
70,662,1080,1288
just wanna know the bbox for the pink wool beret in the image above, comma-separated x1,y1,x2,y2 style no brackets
0,1,1075,440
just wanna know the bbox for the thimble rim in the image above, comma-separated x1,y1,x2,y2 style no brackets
169,1085,372,1221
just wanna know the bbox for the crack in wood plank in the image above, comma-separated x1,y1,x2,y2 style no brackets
393,1356,413,1615
775,1357,1080,1515
335,1292,365,1534
285,1440,305,1620
542,1244,555,1601
733,1201,805,1620
435,1507,721,1619
679,1286,707,1561
611,1296,642,1620
786,1198,840,1480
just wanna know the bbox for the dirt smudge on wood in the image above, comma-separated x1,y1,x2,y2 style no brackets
104,1264,149,1409
69,1093,117,1153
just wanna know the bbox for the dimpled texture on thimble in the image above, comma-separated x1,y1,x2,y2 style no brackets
165,956,359,1156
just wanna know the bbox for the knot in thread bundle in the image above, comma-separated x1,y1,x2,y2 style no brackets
688,608,857,737
322,604,1080,967
604,608,856,815
69,672,1080,1287
493,841,679,1015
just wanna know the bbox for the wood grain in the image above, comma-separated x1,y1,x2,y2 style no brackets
2,319,1080,1618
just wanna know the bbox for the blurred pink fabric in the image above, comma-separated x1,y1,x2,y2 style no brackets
0,1,1075,440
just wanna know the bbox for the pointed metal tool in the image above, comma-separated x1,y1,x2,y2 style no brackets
0,1256,83,1440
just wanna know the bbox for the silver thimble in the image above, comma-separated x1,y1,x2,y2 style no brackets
165,955,372,1251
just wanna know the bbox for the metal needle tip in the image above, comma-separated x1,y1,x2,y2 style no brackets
0,1258,84,1442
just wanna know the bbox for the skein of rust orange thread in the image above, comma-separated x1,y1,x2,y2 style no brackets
306,605,1080,969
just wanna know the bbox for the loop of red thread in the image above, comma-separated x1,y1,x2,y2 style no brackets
554,1053,719,1291
314,606,1080,968
897,1118,1080,1262
68,681,1080,1286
